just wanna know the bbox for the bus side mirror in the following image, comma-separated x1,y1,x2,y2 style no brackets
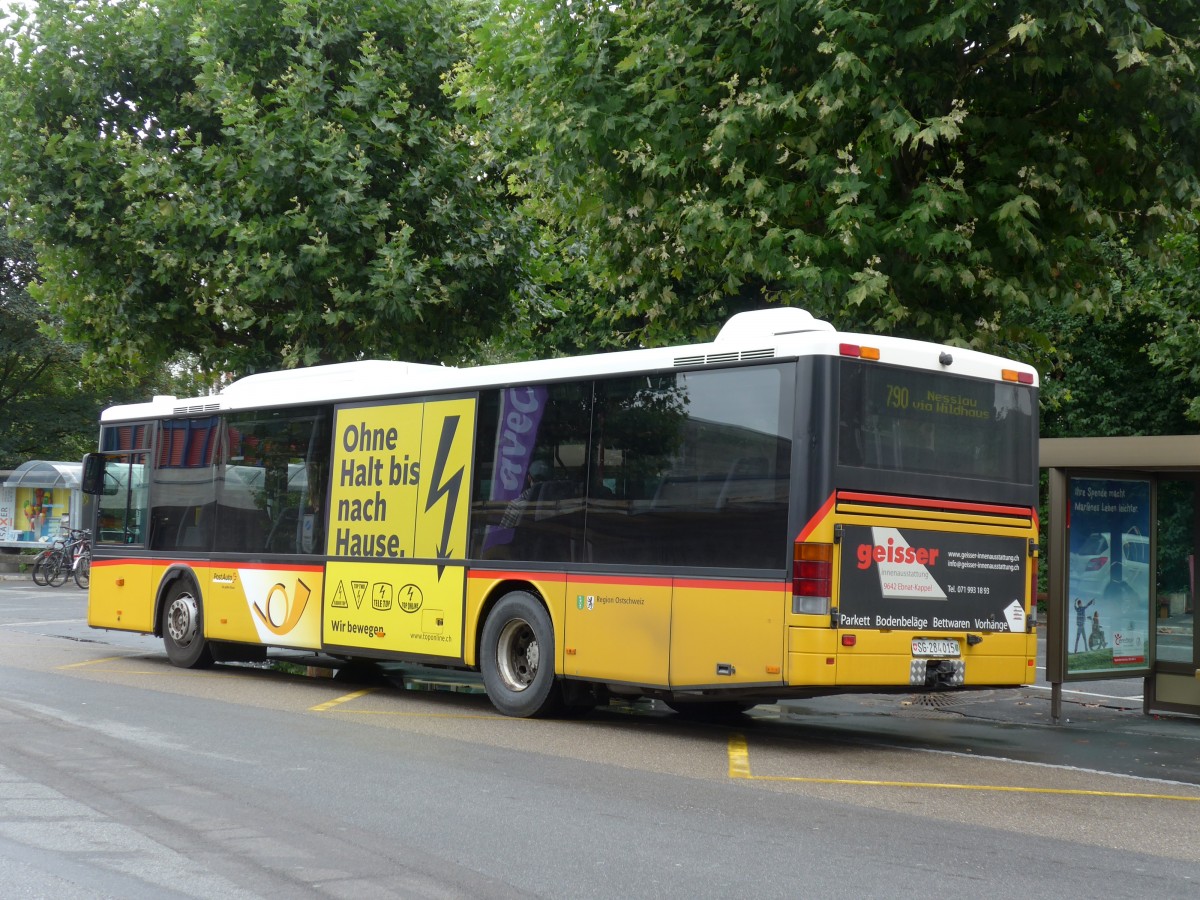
82,453,107,495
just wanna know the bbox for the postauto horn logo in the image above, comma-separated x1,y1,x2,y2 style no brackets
252,579,312,636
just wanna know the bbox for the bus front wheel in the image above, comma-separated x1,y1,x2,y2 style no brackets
480,591,562,718
162,580,214,669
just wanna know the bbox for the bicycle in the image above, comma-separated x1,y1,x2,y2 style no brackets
71,529,92,589
31,534,68,586
30,529,91,588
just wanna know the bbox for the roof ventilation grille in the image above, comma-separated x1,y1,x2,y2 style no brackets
674,348,776,367
174,402,221,415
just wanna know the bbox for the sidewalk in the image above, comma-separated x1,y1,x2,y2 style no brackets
777,682,1200,785
1158,611,1195,636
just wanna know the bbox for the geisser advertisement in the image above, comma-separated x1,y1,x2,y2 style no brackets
839,525,1028,633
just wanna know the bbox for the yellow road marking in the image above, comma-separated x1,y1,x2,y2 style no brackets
309,691,498,719
59,656,132,669
57,657,222,675
329,709,500,720
309,688,377,712
728,734,1200,803
728,734,753,779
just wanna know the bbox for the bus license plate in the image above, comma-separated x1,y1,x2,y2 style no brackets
912,639,960,658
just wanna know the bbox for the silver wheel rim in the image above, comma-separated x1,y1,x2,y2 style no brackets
166,592,200,647
496,618,539,692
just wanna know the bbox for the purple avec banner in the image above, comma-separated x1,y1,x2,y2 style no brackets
481,386,548,554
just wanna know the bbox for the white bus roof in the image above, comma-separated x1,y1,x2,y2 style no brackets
101,308,1038,421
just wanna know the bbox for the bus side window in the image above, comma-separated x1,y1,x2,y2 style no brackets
469,384,588,563
215,408,330,556
149,417,220,552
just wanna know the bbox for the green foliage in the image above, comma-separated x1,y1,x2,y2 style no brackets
460,0,1200,348
1,231,88,466
0,0,525,374
1141,226,1200,421
1034,308,1193,439
1027,220,1200,435
0,230,174,467
4,0,1199,379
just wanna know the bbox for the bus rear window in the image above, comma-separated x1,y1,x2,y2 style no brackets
837,361,1036,486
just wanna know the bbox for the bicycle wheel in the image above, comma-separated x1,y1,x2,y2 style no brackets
31,550,53,586
74,553,91,589
47,550,71,587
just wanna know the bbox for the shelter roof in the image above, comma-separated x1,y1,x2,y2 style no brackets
2,460,83,489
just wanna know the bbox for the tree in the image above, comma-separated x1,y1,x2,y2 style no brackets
0,229,174,467
1026,218,1200,433
1141,223,1200,421
1033,301,1193,441
0,231,88,466
0,0,526,374
460,0,1200,350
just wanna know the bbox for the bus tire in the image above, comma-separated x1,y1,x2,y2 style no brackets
162,579,214,669
480,591,563,718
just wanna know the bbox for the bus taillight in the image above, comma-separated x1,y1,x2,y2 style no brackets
793,542,833,615
1002,368,1035,384
839,343,880,360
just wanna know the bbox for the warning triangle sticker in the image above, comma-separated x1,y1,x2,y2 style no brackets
330,582,349,609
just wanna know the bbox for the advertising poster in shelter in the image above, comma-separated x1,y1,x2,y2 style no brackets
1066,478,1152,676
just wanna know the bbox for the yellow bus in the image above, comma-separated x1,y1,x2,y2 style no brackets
82,308,1039,717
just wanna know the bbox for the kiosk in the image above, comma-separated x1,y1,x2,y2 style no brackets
0,460,84,550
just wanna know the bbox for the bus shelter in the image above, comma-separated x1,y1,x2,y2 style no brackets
1044,436,1200,719
0,460,84,550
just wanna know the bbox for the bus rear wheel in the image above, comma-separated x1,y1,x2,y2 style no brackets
480,591,563,718
162,579,214,669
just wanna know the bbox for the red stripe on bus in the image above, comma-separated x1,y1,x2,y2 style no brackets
796,492,836,543
92,558,324,573
675,580,786,592
469,570,567,583
468,570,783,592
472,571,669,588
568,574,670,587
92,557,156,568
836,491,1033,518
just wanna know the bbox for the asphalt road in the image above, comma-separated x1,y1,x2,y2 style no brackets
2,579,1198,899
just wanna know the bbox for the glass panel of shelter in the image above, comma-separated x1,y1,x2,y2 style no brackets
1155,478,1196,668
